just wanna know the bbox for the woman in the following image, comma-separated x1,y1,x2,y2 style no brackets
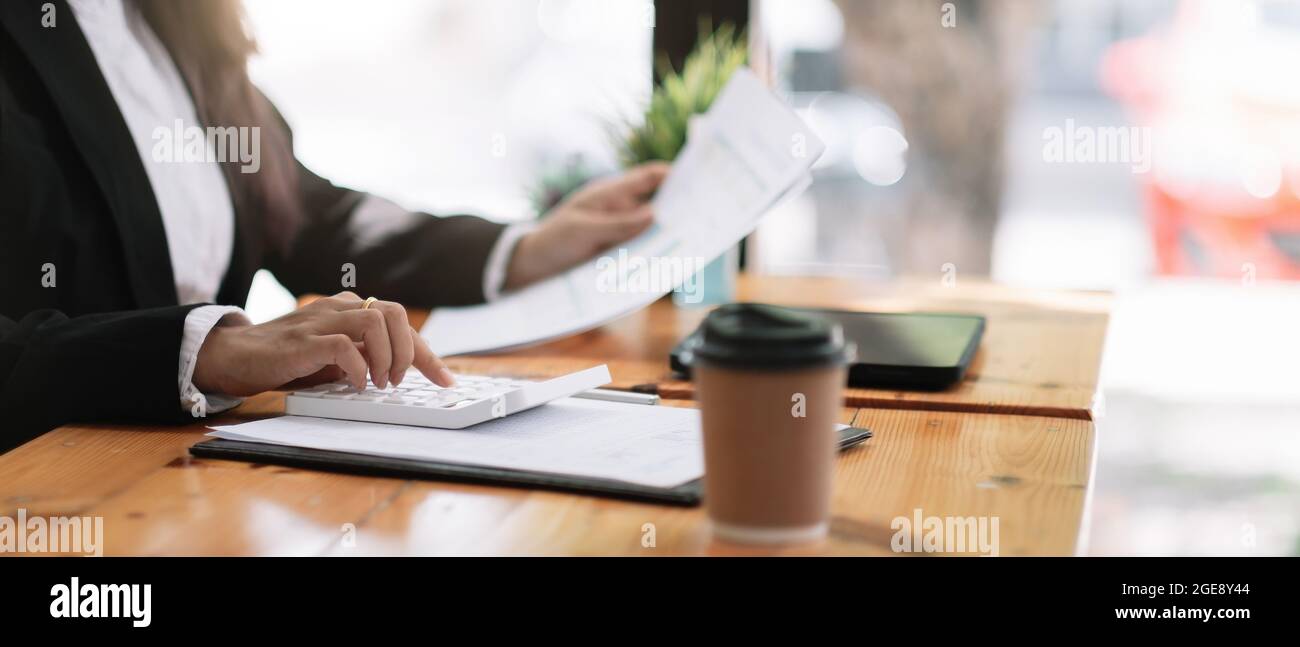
0,0,668,451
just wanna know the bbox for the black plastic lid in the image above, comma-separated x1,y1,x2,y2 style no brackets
681,303,855,370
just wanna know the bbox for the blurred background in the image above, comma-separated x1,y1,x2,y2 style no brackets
242,0,1300,555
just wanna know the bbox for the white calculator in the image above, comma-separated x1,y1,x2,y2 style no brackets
285,365,612,429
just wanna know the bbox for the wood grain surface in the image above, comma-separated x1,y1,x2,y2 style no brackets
0,395,1092,556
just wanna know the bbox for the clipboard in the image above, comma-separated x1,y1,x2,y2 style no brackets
189,426,872,507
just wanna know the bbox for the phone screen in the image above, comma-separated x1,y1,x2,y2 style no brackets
794,309,984,369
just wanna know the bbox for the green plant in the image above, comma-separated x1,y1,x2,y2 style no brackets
530,154,596,216
615,23,747,167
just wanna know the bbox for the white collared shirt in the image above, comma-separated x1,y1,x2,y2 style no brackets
68,0,526,416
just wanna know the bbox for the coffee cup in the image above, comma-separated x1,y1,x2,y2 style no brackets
682,303,854,545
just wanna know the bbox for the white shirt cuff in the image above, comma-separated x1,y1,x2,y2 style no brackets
179,305,248,418
482,222,537,302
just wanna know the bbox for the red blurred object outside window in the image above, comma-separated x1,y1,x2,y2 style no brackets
1102,0,1300,280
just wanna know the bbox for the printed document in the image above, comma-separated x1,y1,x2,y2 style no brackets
420,68,826,356
208,399,706,488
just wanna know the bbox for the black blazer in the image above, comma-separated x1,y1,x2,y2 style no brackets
0,1,509,451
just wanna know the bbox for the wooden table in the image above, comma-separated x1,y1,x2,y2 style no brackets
440,275,1111,420
0,276,1107,556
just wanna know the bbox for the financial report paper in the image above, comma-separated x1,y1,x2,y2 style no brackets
208,399,707,488
421,68,826,356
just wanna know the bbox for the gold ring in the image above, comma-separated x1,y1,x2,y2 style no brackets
361,296,378,310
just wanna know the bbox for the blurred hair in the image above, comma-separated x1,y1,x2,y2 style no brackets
135,0,300,254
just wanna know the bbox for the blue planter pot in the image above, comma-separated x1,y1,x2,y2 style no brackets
674,246,738,307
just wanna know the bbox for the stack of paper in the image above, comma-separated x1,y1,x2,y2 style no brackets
209,399,706,488
421,68,826,356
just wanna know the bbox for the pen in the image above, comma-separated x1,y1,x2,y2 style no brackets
572,388,660,406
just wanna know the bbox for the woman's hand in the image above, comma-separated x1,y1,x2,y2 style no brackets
192,291,454,396
504,161,671,290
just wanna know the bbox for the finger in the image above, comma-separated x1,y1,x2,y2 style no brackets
311,334,369,389
325,308,394,388
310,290,364,312
371,301,415,386
585,205,654,245
281,365,345,390
625,161,671,193
579,163,670,209
605,162,670,206
410,327,455,387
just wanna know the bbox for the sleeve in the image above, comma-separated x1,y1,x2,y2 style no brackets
481,221,537,302
178,305,249,418
0,305,203,453
265,167,511,309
